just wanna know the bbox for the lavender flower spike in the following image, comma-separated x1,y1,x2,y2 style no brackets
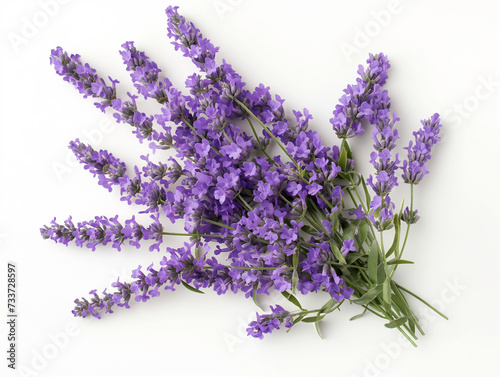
49,46,118,112
166,6,219,70
69,139,126,192
247,305,293,339
330,53,391,138
401,113,442,184
40,215,148,251
42,5,445,343
120,41,172,102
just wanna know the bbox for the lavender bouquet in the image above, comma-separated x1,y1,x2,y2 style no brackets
41,6,446,346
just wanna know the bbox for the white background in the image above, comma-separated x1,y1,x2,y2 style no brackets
1,0,500,376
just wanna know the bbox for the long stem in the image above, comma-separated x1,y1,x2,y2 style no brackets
181,115,222,157
201,217,235,230
232,97,301,170
400,183,414,256
395,283,448,320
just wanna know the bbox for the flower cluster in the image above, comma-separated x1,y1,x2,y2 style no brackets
402,113,442,185
42,6,445,345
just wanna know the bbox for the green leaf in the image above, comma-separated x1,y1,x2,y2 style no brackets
291,269,299,294
281,291,304,310
302,314,326,323
408,318,416,334
320,298,341,314
343,223,357,241
292,250,299,269
368,241,379,285
337,172,351,180
181,280,204,294
382,278,392,308
291,249,300,293
350,307,368,321
346,251,364,264
391,281,425,336
301,225,317,235
341,138,353,160
338,149,348,172
331,242,347,264
390,293,406,314
331,211,340,233
360,175,371,209
377,264,386,284
385,214,401,258
252,286,263,310
384,316,408,328
351,285,383,305
315,321,323,339
359,220,368,245
291,313,306,326
387,259,414,265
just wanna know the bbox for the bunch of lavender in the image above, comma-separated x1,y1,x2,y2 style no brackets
41,6,446,345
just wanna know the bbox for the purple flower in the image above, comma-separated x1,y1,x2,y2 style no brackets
330,53,391,138
341,239,356,257
402,207,420,224
120,41,172,101
402,114,442,184
142,214,165,252
44,5,441,340
69,139,126,192
368,196,395,231
246,305,293,339
50,46,118,111
41,215,151,251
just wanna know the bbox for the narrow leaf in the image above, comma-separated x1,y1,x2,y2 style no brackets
377,263,386,284
339,149,348,172
331,242,347,264
343,223,357,241
301,225,317,235
382,278,392,308
387,259,414,265
302,314,326,323
351,285,383,305
360,175,371,209
350,307,368,321
320,298,341,314
368,241,379,285
386,214,401,258
252,285,263,310
384,316,408,328
181,280,204,294
292,313,306,326
281,291,304,310
291,269,299,294
341,138,353,160
315,321,323,339
359,220,368,245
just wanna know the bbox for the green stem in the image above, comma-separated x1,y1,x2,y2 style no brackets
221,128,233,143
400,183,414,256
201,217,236,230
181,115,222,157
232,97,301,171
278,193,323,232
395,283,448,320
235,98,338,211
236,193,254,212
